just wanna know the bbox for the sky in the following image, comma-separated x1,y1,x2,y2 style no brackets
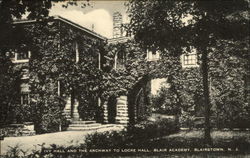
49,1,128,38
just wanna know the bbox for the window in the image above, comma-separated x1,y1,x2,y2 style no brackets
12,50,31,63
57,80,67,97
72,41,79,63
21,93,29,105
58,81,60,96
244,75,250,101
75,42,79,63
115,51,126,69
21,68,29,79
183,54,197,65
181,46,198,68
5,50,15,59
17,51,29,60
146,50,160,61
98,52,101,69
6,48,30,63
16,45,30,61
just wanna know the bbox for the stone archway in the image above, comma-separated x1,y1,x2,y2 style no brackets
128,76,151,125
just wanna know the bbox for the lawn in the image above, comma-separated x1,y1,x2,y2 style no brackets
150,130,250,151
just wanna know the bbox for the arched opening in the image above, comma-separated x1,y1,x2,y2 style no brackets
128,76,151,125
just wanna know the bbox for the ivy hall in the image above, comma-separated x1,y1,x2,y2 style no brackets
3,15,155,132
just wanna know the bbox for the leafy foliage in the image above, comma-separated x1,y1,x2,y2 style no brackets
127,0,249,141
210,42,250,128
0,54,21,125
0,0,89,129
150,45,250,129
84,118,179,149
14,19,105,133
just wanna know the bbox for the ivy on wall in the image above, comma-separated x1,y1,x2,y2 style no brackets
15,19,105,133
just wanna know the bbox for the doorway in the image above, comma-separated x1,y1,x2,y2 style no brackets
107,96,117,123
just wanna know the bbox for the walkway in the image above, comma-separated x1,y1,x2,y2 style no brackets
1,125,124,155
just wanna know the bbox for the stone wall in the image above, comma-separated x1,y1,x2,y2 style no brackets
115,96,129,124
0,122,35,137
103,101,108,123
63,97,72,120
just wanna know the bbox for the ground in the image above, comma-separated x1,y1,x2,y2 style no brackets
1,125,123,155
1,129,250,157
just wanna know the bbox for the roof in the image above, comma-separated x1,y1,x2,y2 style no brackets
108,36,131,44
13,16,107,41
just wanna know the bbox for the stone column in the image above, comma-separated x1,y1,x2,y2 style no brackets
115,96,129,124
103,101,108,123
63,97,72,121
72,99,80,121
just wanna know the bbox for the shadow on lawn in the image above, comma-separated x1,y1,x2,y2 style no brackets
150,130,250,152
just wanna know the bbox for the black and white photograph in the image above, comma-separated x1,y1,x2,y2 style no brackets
0,0,249,157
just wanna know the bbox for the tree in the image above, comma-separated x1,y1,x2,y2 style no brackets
127,0,249,143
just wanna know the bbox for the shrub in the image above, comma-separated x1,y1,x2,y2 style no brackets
84,118,179,148
84,130,127,149
14,104,34,123
130,118,179,140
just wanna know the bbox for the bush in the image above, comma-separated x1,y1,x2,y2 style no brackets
130,118,179,141
84,118,179,148
14,104,34,123
84,130,127,149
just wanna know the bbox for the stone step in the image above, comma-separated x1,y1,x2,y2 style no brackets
116,108,128,111
69,123,101,128
117,111,128,114
116,117,129,120
67,124,115,131
116,120,129,124
116,113,128,117
71,121,96,124
116,105,127,108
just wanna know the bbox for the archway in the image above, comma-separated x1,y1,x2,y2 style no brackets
128,76,151,125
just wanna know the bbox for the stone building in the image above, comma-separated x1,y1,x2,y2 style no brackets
8,16,106,126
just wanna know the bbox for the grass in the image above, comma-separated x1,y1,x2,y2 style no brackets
149,130,250,151
166,130,250,140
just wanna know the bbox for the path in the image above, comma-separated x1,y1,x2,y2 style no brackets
1,125,123,155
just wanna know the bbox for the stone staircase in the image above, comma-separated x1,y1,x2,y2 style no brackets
67,121,116,131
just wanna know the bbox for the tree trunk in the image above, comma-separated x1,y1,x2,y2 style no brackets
169,75,182,128
201,50,212,144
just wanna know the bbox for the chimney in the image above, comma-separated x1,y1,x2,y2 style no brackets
113,12,122,38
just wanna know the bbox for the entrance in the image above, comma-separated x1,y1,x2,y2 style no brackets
107,96,117,123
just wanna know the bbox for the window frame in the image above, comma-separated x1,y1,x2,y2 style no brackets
20,93,30,105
